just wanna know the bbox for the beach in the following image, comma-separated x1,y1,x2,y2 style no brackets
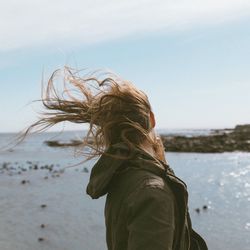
1,131,250,250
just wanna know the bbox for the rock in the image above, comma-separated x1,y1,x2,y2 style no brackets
203,205,208,210
195,208,200,213
82,167,89,173
40,204,47,208
44,140,82,147
38,237,45,242
234,124,250,133
40,224,45,228
2,162,9,169
161,124,250,153
21,180,29,184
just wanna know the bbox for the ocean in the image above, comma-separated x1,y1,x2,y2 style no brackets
0,130,250,250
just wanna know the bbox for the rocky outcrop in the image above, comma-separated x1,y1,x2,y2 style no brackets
161,124,250,153
43,124,250,153
44,140,83,147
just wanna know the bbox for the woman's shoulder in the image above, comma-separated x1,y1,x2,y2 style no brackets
119,166,176,217
111,161,175,199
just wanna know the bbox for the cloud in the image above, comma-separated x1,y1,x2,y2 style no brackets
1,0,250,51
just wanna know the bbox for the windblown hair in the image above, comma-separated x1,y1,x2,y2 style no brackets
19,66,155,160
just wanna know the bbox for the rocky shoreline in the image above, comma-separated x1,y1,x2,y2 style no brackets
43,124,250,153
161,124,250,153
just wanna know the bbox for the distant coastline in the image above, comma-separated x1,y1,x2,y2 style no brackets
161,124,250,153
40,124,250,153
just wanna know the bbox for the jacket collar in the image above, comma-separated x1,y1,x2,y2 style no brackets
86,142,187,199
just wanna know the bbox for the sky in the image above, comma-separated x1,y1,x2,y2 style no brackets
0,0,250,132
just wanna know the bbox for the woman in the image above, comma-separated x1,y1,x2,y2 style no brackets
22,67,208,250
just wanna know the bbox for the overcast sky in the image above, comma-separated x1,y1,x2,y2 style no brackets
0,0,250,132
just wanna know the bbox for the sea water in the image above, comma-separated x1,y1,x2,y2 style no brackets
0,130,249,250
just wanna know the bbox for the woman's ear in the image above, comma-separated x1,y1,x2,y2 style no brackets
150,111,156,129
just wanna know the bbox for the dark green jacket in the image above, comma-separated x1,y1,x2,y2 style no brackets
86,143,208,250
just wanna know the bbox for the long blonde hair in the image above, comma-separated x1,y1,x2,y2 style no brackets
19,66,156,160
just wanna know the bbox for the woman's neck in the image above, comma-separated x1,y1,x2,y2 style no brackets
139,141,156,158
139,129,167,164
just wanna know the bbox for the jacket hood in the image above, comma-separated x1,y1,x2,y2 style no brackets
86,142,129,199
86,142,169,199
